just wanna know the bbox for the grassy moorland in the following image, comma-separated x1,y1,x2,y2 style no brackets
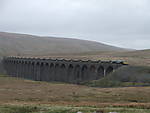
0,75,150,113
0,32,127,57
1,32,150,67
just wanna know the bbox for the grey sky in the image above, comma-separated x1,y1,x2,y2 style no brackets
0,0,150,49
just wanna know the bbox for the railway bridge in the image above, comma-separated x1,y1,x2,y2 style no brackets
3,57,126,83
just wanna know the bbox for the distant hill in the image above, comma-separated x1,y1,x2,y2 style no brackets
115,49,150,58
0,32,128,57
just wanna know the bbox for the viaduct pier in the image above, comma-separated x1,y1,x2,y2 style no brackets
3,57,126,83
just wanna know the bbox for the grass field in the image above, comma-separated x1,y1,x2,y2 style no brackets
0,105,150,113
0,75,150,112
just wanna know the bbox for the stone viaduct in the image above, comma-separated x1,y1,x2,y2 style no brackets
3,57,126,83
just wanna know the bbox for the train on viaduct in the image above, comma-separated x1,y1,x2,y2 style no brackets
2,57,126,83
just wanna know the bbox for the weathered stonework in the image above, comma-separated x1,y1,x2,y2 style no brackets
3,57,126,83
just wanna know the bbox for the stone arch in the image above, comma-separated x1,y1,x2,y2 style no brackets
50,63,54,67
55,64,60,81
81,65,88,81
12,60,15,64
12,60,16,76
46,63,49,66
68,64,74,82
28,61,32,78
61,64,66,68
97,66,104,78
43,62,49,81
106,66,113,75
33,61,37,80
36,62,40,65
29,62,34,80
19,61,24,78
60,64,67,82
12,61,16,76
35,62,40,81
49,63,55,81
25,61,30,79
40,62,44,81
17,61,22,78
89,65,97,80
74,65,81,83
31,62,35,65
23,61,28,78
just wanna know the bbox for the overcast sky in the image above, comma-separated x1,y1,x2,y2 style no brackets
0,0,150,49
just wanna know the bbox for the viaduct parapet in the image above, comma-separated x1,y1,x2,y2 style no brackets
3,57,126,83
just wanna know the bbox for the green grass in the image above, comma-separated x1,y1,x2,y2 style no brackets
0,74,7,77
0,105,150,113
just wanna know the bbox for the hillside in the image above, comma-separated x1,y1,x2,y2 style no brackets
0,32,128,56
115,49,150,58
0,32,150,66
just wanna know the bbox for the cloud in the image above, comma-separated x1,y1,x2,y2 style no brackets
0,0,150,49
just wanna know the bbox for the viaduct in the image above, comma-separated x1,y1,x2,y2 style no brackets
3,57,126,83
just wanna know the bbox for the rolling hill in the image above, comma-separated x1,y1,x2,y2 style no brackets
0,32,128,57
115,49,150,58
0,31,150,66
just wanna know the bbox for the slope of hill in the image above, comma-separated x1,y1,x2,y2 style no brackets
0,32,128,56
1,32,149,66
115,49,150,58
